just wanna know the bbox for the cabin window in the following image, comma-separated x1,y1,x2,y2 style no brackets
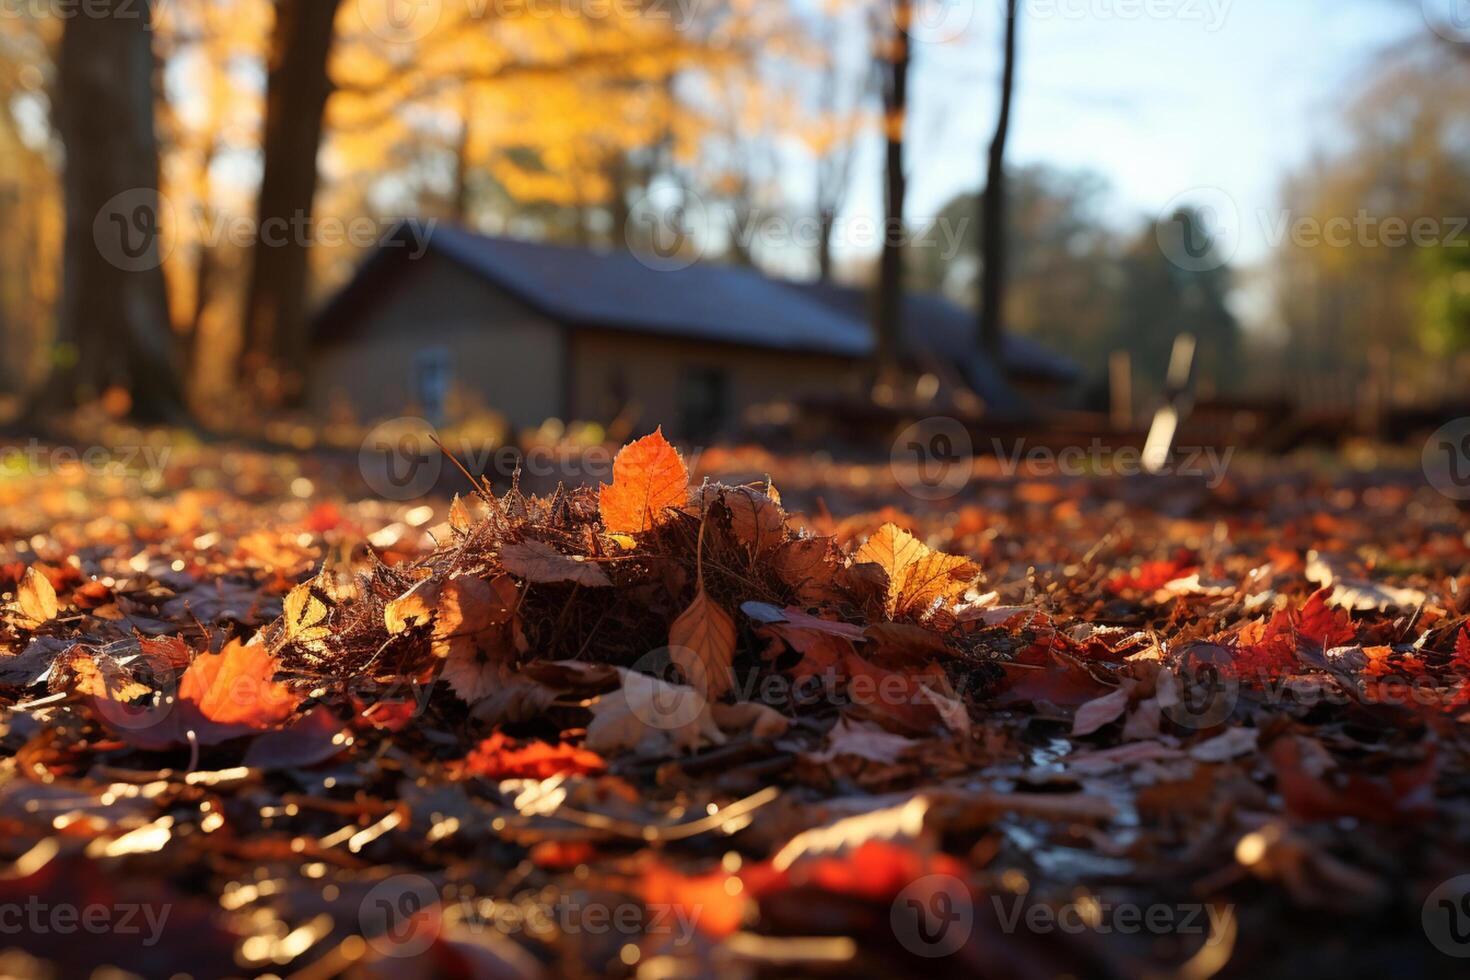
678,366,729,441
414,346,451,423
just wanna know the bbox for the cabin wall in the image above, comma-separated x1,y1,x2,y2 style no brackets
309,255,565,428
568,330,861,441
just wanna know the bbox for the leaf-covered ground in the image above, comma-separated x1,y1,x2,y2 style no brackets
1,432,1468,978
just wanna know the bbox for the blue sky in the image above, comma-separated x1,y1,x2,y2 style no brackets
834,0,1434,268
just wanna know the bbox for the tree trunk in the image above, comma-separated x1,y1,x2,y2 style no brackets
872,0,911,385
817,205,837,280
979,0,1019,357
241,0,343,402
47,0,182,423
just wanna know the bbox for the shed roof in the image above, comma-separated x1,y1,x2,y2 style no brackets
314,222,1081,414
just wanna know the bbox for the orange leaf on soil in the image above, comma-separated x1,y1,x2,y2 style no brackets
464,732,606,780
180,637,300,729
640,864,750,938
91,638,304,750
598,427,689,534
669,586,737,698
781,839,969,903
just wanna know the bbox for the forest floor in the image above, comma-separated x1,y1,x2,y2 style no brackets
0,431,1466,979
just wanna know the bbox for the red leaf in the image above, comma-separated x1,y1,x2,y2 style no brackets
993,642,1115,709
1104,554,1197,595
463,732,606,780
1292,587,1356,649
1270,737,1435,824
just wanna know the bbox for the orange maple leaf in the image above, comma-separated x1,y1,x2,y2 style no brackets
598,428,689,534
92,638,303,750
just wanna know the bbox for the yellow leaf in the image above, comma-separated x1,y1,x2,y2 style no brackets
15,567,57,629
67,651,149,702
283,581,331,642
853,524,979,617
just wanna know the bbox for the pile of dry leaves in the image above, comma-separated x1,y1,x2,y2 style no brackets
0,430,1468,978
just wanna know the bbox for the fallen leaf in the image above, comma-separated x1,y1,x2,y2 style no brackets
703,484,784,556
1071,686,1130,736
15,566,58,628
90,637,304,750
668,586,737,698
63,650,150,702
282,580,331,642
584,668,787,757
853,523,978,617
500,539,611,587
464,732,606,779
598,427,688,534
807,715,921,764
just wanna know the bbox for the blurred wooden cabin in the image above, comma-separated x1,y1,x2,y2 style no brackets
310,222,1080,440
